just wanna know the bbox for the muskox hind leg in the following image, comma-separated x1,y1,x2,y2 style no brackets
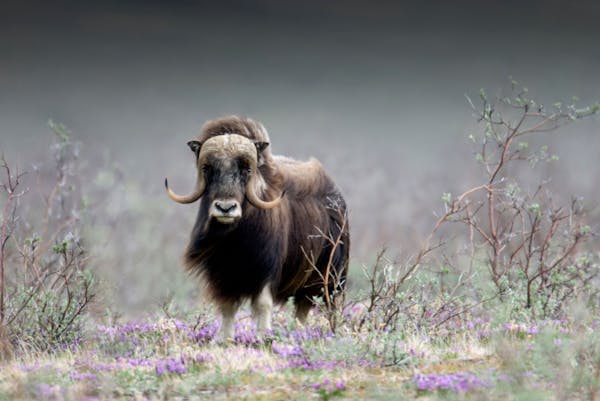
294,295,313,325
251,284,273,337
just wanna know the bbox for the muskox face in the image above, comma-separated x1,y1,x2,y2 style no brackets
165,134,281,225
201,153,251,225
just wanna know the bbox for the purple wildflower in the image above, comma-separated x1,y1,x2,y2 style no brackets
115,357,154,368
37,383,62,401
70,371,98,381
190,322,218,344
234,328,259,345
414,372,486,393
283,358,341,371
19,362,41,372
173,319,188,332
195,352,211,363
155,357,186,376
155,363,166,376
272,341,303,358
312,378,346,395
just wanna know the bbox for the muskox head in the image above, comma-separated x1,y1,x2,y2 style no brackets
165,134,282,224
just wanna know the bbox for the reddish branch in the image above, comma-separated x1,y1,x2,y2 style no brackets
0,156,26,323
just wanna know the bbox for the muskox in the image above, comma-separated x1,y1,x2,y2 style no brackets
165,116,349,339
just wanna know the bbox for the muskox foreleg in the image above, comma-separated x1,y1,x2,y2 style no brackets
251,284,273,337
218,301,240,341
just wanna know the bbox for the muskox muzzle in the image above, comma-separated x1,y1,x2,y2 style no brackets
165,134,283,211
210,199,241,224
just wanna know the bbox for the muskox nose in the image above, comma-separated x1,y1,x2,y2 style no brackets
210,199,242,223
214,200,238,214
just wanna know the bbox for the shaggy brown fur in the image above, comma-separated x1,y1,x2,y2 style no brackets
183,115,349,321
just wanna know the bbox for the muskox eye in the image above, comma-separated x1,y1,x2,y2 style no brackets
202,164,211,173
237,159,251,175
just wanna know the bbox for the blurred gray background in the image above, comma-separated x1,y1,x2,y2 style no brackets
1,0,599,313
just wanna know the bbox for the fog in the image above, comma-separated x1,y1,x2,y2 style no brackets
1,1,599,311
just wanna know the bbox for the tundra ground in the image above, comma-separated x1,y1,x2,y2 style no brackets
1,305,597,401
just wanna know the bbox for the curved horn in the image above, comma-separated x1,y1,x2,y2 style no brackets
245,155,283,209
165,142,207,204
164,174,206,204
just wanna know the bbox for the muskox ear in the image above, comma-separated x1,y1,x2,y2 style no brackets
187,140,202,158
254,141,269,166
254,141,269,154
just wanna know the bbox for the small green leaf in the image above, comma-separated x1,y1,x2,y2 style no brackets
441,192,452,205
528,203,542,218
53,240,68,254
48,119,71,142
479,88,487,101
